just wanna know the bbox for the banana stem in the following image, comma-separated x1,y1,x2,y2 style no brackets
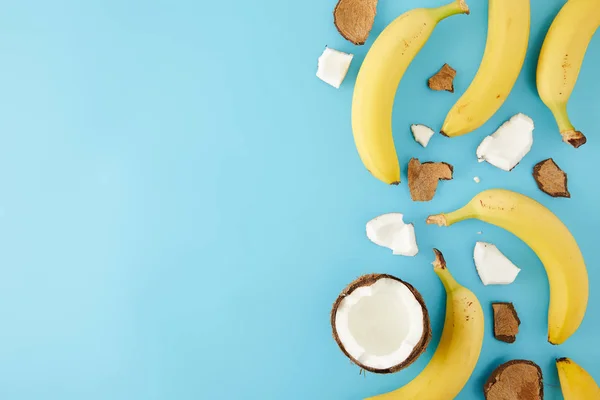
432,0,470,21
427,205,473,227
550,103,587,147
432,249,461,292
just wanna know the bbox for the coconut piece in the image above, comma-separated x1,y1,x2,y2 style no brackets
366,213,418,256
477,113,534,171
331,274,431,373
484,360,543,400
411,124,435,147
316,47,354,88
533,158,570,198
428,64,456,92
474,242,521,285
492,303,521,343
474,176,481,183
333,0,378,45
408,158,453,202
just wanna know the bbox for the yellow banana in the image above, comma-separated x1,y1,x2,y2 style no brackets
427,189,588,345
441,0,530,137
352,0,469,184
366,249,483,400
537,0,600,148
557,357,600,399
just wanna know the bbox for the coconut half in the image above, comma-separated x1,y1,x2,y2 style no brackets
331,274,431,373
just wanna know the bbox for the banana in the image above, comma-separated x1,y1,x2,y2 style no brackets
366,249,483,400
427,189,588,345
537,0,600,148
441,0,530,137
352,0,469,184
557,357,600,399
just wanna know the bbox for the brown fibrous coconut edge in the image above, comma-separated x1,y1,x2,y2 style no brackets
492,302,521,344
484,360,543,400
333,0,378,45
428,63,457,93
408,158,454,202
533,158,570,198
330,274,432,374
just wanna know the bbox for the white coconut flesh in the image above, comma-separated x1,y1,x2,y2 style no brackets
334,278,425,370
474,242,521,285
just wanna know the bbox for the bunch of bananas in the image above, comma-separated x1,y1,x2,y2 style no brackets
346,0,600,398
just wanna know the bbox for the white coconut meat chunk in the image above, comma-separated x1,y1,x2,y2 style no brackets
476,113,534,171
334,277,427,371
474,242,521,285
316,47,353,89
366,213,418,256
411,124,435,147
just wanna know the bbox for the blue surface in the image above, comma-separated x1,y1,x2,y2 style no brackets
1,0,599,399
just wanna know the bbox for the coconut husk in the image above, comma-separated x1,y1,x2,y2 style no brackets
492,303,520,343
333,0,378,45
484,360,543,400
428,64,456,92
331,274,431,373
533,158,570,198
408,158,453,202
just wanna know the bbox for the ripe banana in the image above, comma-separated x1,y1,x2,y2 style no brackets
427,189,588,344
441,0,530,137
366,249,483,400
557,357,600,399
352,0,469,184
537,0,600,148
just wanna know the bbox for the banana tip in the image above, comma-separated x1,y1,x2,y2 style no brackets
556,357,570,364
432,249,446,270
562,130,587,148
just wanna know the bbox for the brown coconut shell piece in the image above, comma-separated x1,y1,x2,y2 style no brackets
330,274,432,374
428,64,457,92
333,0,378,45
408,158,453,202
533,158,570,198
492,303,521,344
484,360,543,400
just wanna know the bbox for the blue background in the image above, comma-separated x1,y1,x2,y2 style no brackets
0,0,598,399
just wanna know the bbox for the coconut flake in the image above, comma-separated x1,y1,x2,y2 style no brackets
366,213,418,256
474,176,480,183
316,47,353,89
334,277,426,371
476,113,534,171
411,124,435,147
474,242,521,285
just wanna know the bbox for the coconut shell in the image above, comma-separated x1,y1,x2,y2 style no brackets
333,0,378,45
533,158,570,198
408,158,454,202
428,64,456,92
484,360,543,400
331,274,432,374
492,303,520,343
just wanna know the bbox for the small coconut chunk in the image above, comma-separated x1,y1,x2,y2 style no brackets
474,242,521,285
408,158,453,202
533,158,570,198
492,303,521,343
477,113,534,171
428,63,456,92
316,47,354,88
411,124,435,147
474,176,480,183
366,213,418,256
484,360,543,400
331,274,431,373
333,0,378,45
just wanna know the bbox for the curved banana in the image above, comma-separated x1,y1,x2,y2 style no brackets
441,0,530,137
352,0,469,184
367,250,483,400
557,357,600,399
427,189,588,345
537,0,600,148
